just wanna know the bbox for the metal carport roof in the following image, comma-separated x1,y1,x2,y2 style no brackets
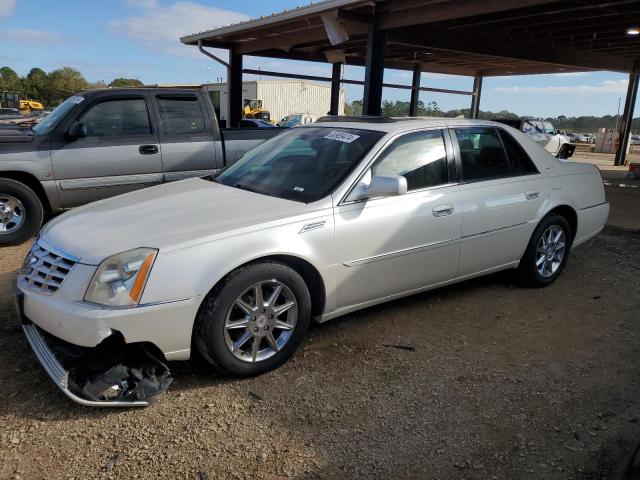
181,0,640,164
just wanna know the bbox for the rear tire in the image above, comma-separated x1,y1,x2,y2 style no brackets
0,179,43,247
194,262,311,377
516,213,572,287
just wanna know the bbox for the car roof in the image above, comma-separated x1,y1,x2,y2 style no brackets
306,116,509,134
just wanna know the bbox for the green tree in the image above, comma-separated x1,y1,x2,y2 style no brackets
46,67,89,104
0,66,22,92
24,67,48,101
108,78,143,88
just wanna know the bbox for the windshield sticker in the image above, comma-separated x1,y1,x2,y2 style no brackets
293,186,305,192
324,131,360,143
68,96,85,104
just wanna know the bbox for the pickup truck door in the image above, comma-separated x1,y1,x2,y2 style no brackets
152,93,219,181
451,126,548,277
50,93,163,208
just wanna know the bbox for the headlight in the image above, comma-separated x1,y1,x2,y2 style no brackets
84,248,157,307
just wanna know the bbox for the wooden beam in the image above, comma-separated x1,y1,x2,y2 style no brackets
388,26,634,73
381,0,562,30
235,21,368,55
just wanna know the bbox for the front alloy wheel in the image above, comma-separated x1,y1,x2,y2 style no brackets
195,262,312,377
224,281,298,363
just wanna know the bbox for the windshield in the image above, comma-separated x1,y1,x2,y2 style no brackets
543,122,555,134
215,126,384,203
32,95,84,135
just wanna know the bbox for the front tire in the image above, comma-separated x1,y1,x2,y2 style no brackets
0,179,44,247
195,262,312,377
516,213,572,287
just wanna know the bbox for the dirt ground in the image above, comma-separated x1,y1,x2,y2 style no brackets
1,226,639,480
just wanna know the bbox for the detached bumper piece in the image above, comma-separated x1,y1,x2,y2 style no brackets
22,323,173,408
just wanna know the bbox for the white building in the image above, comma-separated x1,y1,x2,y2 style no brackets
203,80,346,125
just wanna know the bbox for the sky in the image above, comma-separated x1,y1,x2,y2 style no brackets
1,0,638,118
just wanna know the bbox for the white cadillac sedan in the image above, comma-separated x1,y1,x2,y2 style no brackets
16,117,609,406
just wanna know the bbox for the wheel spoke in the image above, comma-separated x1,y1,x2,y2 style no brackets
232,331,252,352
235,299,255,316
251,336,261,361
536,254,546,267
274,320,294,331
226,317,250,330
274,301,295,316
553,229,563,243
265,332,279,352
266,285,282,308
254,284,265,311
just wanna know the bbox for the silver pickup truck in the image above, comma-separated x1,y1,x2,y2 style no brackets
0,87,283,246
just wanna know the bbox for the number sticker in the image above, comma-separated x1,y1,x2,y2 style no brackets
324,131,360,144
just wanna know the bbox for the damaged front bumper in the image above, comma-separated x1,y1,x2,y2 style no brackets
17,294,173,408
22,322,152,408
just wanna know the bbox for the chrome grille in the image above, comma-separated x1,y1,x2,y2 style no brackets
19,243,77,294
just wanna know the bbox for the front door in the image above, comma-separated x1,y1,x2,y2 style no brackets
333,129,462,310
51,94,163,208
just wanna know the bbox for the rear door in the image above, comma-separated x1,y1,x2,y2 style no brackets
51,93,163,208
452,126,547,276
153,93,218,182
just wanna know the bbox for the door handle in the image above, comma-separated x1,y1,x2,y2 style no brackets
525,191,540,200
433,204,454,217
139,144,159,155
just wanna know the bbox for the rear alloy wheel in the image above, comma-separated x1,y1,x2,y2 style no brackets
195,262,311,377
0,179,44,246
516,213,572,287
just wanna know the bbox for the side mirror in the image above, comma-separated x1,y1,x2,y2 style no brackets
66,122,87,140
365,175,408,198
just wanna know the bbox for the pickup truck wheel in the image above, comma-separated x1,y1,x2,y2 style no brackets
516,213,572,287
0,179,43,246
195,262,312,377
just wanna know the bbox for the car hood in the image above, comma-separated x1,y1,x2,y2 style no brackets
40,178,306,264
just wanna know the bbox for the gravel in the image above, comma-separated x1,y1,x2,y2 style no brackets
1,230,639,479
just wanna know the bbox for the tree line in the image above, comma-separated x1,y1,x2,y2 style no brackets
0,66,143,107
346,99,640,133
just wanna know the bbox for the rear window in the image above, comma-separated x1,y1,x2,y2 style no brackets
157,96,206,135
498,129,538,175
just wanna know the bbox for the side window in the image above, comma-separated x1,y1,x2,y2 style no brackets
157,96,206,135
498,129,538,176
239,120,254,128
454,127,510,181
371,130,449,191
81,98,151,137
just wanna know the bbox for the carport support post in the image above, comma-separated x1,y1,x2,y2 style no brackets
228,49,243,128
362,12,386,116
614,67,640,166
409,63,421,117
470,75,483,119
329,62,342,116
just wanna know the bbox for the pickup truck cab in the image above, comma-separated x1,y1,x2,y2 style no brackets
0,87,283,246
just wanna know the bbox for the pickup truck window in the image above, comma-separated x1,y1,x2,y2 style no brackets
32,96,83,135
157,96,205,135
81,98,151,137
215,127,384,203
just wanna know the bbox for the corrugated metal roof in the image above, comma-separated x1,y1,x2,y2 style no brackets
180,0,371,45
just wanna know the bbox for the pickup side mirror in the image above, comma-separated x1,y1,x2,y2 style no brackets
366,175,408,198
66,122,87,140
